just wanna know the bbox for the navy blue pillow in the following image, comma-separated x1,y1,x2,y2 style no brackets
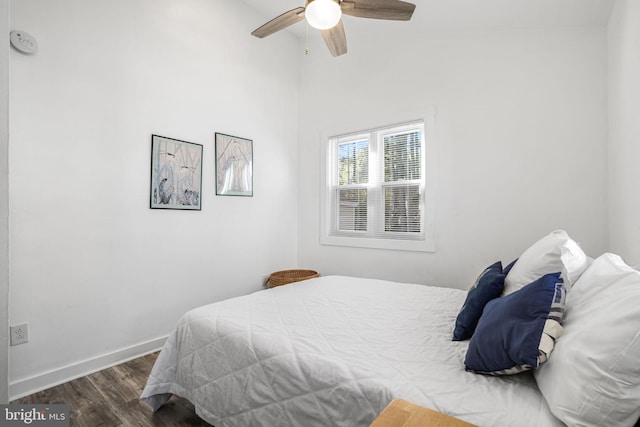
502,258,518,276
464,272,565,375
452,261,505,341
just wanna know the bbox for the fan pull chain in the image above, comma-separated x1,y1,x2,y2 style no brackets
305,21,309,55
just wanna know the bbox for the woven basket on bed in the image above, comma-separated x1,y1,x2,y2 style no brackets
268,269,319,288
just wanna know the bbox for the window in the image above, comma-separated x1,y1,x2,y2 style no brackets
321,117,435,252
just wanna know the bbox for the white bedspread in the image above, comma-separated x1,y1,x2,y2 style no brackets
140,276,562,427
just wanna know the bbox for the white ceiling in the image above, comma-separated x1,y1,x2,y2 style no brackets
241,0,614,38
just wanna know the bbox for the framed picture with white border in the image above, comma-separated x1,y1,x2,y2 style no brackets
150,134,203,210
215,133,253,197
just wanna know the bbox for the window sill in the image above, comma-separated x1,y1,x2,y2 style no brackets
320,234,435,253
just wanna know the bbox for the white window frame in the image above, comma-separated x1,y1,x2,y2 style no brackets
320,109,436,252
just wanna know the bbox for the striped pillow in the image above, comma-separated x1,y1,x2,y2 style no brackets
464,272,566,375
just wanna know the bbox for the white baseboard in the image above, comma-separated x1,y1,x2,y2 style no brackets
9,335,168,401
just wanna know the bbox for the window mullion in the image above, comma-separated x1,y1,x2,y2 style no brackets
367,131,380,236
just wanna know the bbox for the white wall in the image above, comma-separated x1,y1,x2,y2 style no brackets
608,0,640,266
298,26,609,289
1,0,9,405
9,0,300,397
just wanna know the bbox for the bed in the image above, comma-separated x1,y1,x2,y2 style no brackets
141,231,640,427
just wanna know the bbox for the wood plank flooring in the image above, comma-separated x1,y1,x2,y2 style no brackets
11,352,213,427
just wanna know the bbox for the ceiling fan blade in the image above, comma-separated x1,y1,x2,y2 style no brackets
251,7,306,38
320,19,347,57
341,0,415,21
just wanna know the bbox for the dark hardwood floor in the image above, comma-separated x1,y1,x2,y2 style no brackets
11,352,212,427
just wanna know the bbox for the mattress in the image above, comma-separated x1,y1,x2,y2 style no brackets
140,275,562,426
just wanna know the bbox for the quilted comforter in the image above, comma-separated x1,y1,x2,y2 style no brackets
140,275,562,426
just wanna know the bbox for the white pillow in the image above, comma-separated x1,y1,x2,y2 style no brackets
502,230,589,296
534,253,640,426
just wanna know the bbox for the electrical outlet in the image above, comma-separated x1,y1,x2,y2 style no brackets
10,323,29,346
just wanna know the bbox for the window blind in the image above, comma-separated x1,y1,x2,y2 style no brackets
330,121,425,241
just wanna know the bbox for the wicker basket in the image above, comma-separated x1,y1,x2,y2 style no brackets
268,269,319,288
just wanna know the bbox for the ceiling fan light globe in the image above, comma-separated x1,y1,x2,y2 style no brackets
305,0,342,30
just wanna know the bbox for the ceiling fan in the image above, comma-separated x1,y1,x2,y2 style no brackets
251,0,416,57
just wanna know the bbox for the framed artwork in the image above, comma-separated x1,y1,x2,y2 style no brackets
215,133,253,197
150,134,203,210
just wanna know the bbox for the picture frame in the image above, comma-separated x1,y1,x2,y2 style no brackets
150,134,203,210
215,133,253,197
